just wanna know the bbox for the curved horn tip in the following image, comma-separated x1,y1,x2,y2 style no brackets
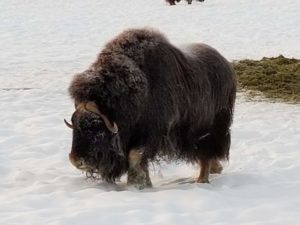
109,122,118,134
64,119,73,129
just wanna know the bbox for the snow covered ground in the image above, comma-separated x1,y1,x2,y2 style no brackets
0,0,299,224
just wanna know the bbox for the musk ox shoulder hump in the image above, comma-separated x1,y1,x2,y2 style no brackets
104,28,170,53
92,28,170,66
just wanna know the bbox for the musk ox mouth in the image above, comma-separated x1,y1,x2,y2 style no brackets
69,154,98,173
69,152,128,182
77,164,92,171
70,158,105,180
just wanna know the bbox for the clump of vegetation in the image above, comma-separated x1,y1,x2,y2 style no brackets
233,55,300,103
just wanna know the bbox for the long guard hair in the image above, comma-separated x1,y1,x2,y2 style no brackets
69,28,236,180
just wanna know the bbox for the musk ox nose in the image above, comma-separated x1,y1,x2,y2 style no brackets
69,153,86,170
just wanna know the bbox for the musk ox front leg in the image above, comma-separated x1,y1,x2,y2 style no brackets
127,149,152,189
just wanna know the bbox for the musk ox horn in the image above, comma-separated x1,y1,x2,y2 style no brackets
84,102,119,134
64,119,73,129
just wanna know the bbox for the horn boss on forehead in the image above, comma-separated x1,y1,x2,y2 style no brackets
81,102,119,134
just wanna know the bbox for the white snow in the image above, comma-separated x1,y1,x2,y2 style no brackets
0,0,299,224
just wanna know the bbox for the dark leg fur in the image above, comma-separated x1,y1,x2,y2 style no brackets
208,109,232,160
195,110,231,183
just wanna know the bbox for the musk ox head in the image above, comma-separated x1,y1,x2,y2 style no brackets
64,102,127,182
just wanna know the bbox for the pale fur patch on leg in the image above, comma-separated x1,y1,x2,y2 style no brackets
127,149,152,189
128,149,143,167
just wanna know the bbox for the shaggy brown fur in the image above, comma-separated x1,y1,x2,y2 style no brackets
67,28,236,186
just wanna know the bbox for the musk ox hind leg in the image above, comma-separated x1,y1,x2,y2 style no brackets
196,132,231,183
127,149,152,189
197,159,211,183
197,159,223,183
196,110,232,183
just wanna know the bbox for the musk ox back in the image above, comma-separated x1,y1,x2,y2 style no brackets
65,28,236,189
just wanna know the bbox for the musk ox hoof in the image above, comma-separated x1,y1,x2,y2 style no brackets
196,177,210,183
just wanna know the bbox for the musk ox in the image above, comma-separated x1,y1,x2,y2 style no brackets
64,28,236,189
166,0,204,5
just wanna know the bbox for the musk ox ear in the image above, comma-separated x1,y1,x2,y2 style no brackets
85,102,119,134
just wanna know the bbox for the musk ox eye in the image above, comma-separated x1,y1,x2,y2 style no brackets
98,132,105,138
78,119,103,132
89,119,102,127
